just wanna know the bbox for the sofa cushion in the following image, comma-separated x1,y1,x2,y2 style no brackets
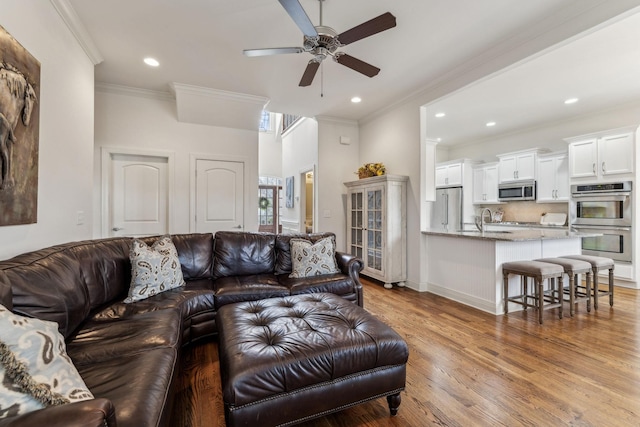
279,273,356,298
289,236,339,278
0,250,90,339
166,233,214,280
75,347,178,427
0,304,93,418
125,236,185,303
213,232,276,278
213,274,288,309
66,309,183,365
0,271,11,309
274,232,335,275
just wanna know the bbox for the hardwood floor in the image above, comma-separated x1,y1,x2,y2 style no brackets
171,278,640,426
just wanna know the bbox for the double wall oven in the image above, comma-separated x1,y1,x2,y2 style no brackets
570,181,632,263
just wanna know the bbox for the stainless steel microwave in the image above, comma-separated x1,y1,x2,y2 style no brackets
498,180,536,201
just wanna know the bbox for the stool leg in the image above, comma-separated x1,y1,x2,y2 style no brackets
592,267,599,310
522,276,528,310
503,272,509,315
586,272,592,313
537,278,543,325
558,276,563,319
569,273,575,317
609,267,614,307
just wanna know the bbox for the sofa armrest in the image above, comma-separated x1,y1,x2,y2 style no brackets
335,251,364,307
0,398,116,427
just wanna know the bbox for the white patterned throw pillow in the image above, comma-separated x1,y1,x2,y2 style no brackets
125,235,186,303
0,304,93,418
289,236,340,278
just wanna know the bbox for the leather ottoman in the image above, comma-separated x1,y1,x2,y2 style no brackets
217,293,409,427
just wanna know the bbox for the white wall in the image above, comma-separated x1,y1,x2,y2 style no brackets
317,117,360,251
258,113,282,178
280,118,318,235
93,88,259,235
359,101,423,289
0,1,94,260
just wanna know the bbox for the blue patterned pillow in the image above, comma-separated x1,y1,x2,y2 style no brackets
289,236,340,278
125,235,185,303
0,304,93,418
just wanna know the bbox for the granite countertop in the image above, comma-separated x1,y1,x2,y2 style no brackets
422,228,599,242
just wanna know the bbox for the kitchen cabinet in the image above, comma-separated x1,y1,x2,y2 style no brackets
567,131,634,179
472,163,500,204
344,175,408,289
435,162,463,187
537,153,569,202
497,150,539,183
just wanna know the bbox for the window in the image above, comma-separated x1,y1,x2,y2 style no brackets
259,110,272,132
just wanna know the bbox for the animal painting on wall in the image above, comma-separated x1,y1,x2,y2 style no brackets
0,25,39,226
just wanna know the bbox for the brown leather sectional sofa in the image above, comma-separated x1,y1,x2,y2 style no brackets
0,231,364,427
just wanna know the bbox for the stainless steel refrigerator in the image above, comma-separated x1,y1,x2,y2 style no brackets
430,186,463,231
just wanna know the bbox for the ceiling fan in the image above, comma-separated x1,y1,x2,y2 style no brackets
243,0,397,87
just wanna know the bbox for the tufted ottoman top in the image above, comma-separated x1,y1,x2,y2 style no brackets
217,293,409,408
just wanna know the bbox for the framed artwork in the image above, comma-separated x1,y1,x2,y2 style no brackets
285,176,294,208
0,25,40,225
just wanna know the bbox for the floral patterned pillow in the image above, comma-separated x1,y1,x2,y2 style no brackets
0,304,93,418
125,235,185,303
289,236,340,278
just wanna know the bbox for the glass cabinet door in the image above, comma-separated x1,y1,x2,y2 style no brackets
349,191,364,259
366,188,383,272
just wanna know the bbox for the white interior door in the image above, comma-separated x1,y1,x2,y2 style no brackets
110,153,169,237
195,159,244,233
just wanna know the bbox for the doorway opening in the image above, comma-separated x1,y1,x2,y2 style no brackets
301,170,314,233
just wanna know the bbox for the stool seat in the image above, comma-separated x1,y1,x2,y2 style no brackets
560,255,614,309
503,260,565,324
536,258,592,316
502,260,565,277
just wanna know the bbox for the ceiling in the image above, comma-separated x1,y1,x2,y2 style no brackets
64,0,640,132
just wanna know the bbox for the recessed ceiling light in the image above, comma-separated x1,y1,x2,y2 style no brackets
351,96,361,103
435,112,446,118
436,138,442,142
144,57,160,67
486,121,496,127
564,97,579,104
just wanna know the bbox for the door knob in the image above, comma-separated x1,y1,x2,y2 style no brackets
232,225,242,229
112,227,123,232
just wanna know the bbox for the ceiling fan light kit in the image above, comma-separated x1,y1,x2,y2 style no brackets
243,0,396,87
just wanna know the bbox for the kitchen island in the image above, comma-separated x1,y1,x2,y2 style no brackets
422,228,598,315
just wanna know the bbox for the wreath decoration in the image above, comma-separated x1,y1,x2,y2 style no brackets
259,197,270,210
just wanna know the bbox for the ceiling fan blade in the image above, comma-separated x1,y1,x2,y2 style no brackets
243,47,304,57
278,0,318,38
299,61,320,87
337,12,397,45
335,54,380,78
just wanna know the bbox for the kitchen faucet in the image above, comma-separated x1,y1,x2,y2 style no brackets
477,208,492,232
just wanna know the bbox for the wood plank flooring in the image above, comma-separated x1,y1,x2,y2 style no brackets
171,278,640,426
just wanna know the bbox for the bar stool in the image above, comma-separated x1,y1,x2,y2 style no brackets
502,260,564,324
535,258,592,316
560,255,614,309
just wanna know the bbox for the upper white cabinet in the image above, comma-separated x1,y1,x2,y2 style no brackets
497,150,540,183
435,162,463,187
567,130,634,180
537,153,569,202
472,163,500,204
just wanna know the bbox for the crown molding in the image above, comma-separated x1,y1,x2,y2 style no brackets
169,83,269,107
95,82,175,101
50,0,104,65
315,115,358,127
